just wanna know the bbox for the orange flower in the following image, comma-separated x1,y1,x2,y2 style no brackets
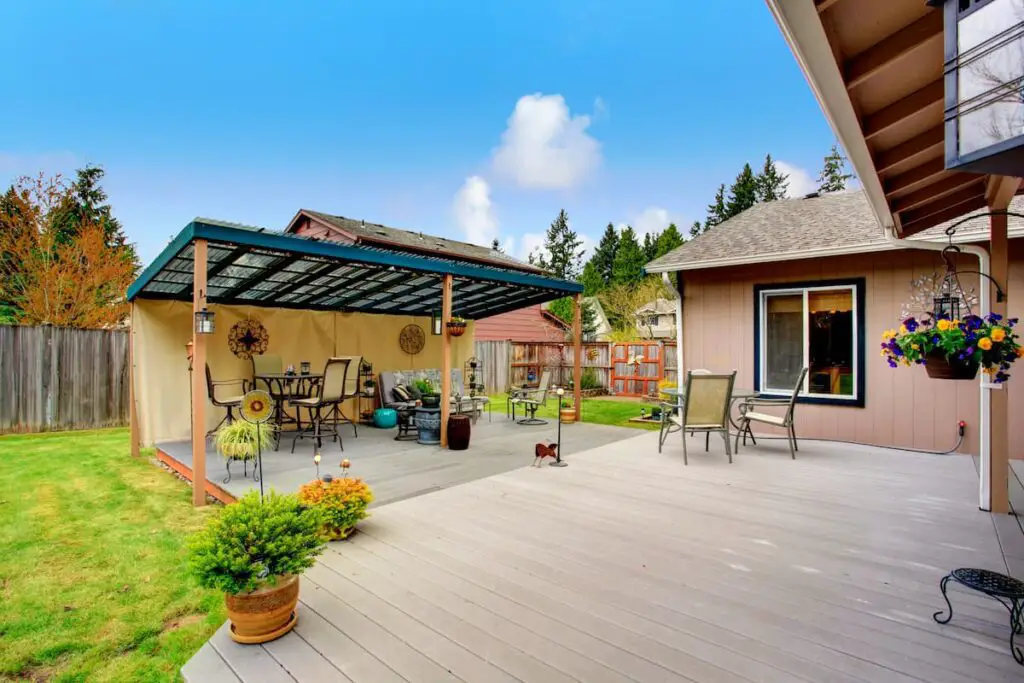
991,327,1006,342
978,337,993,351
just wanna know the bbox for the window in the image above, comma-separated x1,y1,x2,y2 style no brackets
754,279,864,406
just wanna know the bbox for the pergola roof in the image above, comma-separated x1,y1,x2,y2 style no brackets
127,219,582,319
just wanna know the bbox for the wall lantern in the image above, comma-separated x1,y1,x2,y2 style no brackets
431,309,443,336
930,0,1024,175
194,307,215,335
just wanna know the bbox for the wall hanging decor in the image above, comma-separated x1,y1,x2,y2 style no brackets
399,323,425,355
228,318,269,360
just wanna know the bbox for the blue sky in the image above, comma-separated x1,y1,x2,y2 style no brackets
0,0,839,265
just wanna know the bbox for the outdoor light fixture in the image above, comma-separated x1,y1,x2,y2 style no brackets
300,361,311,375
552,387,568,468
431,309,443,335
313,451,321,479
194,307,215,335
932,0,1024,174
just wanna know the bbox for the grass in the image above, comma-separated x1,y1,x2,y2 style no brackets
487,393,660,430
0,428,224,682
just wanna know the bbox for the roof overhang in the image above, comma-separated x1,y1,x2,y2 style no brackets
127,219,581,319
765,0,1020,236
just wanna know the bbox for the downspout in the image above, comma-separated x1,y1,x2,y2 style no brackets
881,226,993,511
662,272,684,382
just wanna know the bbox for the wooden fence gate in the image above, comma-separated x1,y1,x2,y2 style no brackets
611,342,663,396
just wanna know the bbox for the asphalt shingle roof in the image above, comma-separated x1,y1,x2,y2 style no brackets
645,190,1024,272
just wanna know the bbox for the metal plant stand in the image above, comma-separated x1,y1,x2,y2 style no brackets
933,567,1024,665
223,457,260,484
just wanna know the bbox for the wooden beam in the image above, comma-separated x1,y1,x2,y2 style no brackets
898,183,986,227
899,193,988,236
573,294,582,421
988,209,1010,514
129,302,140,459
815,0,843,12
440,274,452,448
986,175,1022,210
891,173,983,214
844,12,942,90
863,79,943,140
884,157,946,196
191,239,208,507
874,125,943,173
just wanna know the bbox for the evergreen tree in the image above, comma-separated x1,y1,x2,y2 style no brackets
611,226,645,286
689,220,703,239
589,222,619,287
536,209,583,280
547,296,599,339
725,163,759,219
817,144,854,193
53,165,138,271
641,231,660,262
490,238,503,253
704,184,728,231
579,260,605,296
655,223,684,258
756,154,790,202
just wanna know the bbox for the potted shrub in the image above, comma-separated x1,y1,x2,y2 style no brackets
881,314,1021,382
415,378,441,407
447,315,467,337
559,399,576,423
363,378,376,397
188,491,326,644
215,420,276,465
297,477,374,540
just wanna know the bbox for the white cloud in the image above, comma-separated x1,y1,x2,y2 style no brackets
492,93,601,189
518,232,547,261
631,207,683,238
776,161,817,198
453,175,498,246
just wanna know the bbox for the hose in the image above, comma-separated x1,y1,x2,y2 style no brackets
723,420,966,456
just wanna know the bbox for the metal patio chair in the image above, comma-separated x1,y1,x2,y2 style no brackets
289,358,351,453
659,370,736,465
327,355,362,437
510,370,551,425
204,364,249,437
734,367,808,459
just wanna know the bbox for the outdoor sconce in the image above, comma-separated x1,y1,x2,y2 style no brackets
194,307,215,335
929,0,1024,175
300,361,311,375
431,309,443,336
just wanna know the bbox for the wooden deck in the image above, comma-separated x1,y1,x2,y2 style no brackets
184,433,1024,682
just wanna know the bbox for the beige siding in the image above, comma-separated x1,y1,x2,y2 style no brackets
681,244,1023,458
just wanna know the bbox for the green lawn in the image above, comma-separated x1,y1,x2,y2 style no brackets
0,429,224,682
488,393,660,430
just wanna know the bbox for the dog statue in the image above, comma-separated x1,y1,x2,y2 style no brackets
533,442,558,467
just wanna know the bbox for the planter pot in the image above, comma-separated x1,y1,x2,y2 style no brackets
447,322,467,337
364,386,376,397
420,394,441,408
559,408,577,423
226,574,299,644
924,349,980,381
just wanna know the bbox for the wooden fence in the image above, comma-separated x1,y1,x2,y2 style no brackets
474,339,678,395
0,325,130,434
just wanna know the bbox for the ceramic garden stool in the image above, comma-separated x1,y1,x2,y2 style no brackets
447,414,471,451
373,408,397,429
933,567,1024,664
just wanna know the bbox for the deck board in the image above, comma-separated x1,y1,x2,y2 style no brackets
185,432,1024,682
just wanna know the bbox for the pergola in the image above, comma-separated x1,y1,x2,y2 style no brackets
126,219,584,505
766,0,1022,513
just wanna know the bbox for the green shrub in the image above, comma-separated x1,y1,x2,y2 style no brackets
414,378,435,395
297,477,374,540
188,491,326,595
214,420,276,461
580,368,601,390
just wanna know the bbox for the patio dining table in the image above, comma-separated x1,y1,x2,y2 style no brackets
253,372,322,446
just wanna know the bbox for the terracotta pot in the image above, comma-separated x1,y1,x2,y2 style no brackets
225,574,299,644
447,321,467,337
924,349,979,381
559,408,577,423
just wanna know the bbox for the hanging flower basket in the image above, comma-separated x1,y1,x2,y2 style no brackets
923,349,979,381
447,319,467,337
881,314,1021,383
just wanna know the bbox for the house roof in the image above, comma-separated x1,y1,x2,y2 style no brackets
645,191,1024,273
636,298,676,315
293,210,541,275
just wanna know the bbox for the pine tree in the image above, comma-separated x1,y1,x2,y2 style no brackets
53,165,138,271
726,163,759,219
579,260,605,296
641,231,660,262
704,184,728,230
547,297,599,338
611,226,645,286
817,144,854,194
537,209,583,280
689,220,703,238
756,154,790,202
655,223,684,258
590,222,619,287
490,238,503,253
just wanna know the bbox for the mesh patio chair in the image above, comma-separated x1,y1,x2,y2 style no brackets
326,355,362,438
288,358,351,453
251,354,282,393
735,367,808,459
510,370,551,425
205,365,249,437
658,370,736,464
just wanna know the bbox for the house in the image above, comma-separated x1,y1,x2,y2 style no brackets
634,298,677,339
473,304,569,342
645,190,1024,457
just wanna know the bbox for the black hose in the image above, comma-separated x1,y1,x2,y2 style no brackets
726,420,966,456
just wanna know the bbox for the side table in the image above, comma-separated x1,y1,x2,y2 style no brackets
934,567,1024,664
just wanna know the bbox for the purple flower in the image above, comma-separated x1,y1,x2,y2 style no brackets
966,346,974,355
987,312,1003,323
904,317,919,332
887,359,898,368
995,371,1009,383
1008,318,1019,328
964,315,984,330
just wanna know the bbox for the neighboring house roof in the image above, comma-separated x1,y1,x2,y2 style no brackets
645,191,1024,273
287,209,541,274
636,298,676,315
473,304,569,342
584,296,612,340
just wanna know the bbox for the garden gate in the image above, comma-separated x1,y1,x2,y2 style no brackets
610,341,663,396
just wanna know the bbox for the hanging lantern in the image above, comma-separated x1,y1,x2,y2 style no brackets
431,309,443,336
933,271,963,321
194,307,215,334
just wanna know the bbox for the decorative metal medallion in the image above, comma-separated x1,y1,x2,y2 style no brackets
228,318,269,360
240,390,274,423
399,324,426,355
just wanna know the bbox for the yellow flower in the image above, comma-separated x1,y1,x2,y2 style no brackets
978,337,993,351
899,324,908,335
911,344,920,350
952,319,961,327
937,319,951,332
1017,346,1024,358
985,366,998,376
991,327,1006,342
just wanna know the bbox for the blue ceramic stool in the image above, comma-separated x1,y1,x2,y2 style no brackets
373,408,397,429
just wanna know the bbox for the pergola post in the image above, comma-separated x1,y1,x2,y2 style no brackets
191,239,208,507
440,273,453,447
129,302,140,459
573,293,582,420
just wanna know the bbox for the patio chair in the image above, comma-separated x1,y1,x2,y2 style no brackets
327,355,362,438
288,358,351,453
510,370,551,425
251,354,283,393
734,367,808,459
658,370,736,464
205,365,249,437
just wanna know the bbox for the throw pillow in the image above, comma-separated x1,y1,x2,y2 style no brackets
392,384,412,402
407,384,423,401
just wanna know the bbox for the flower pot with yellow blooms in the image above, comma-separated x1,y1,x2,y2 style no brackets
881,314,1020,383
